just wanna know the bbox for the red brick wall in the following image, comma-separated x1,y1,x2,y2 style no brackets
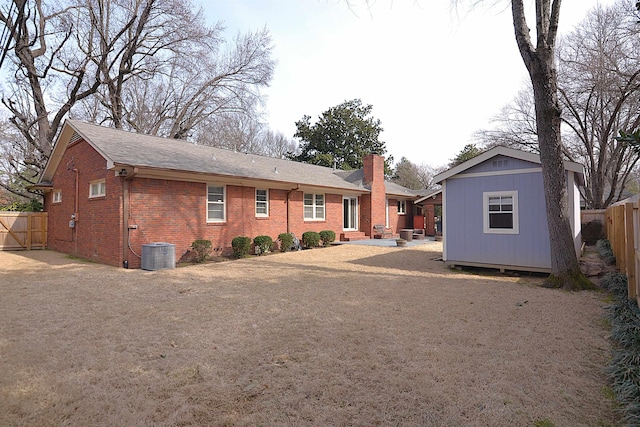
45,145,404,268
387,198,412,232
124,178,345,268
362,154,387,236
46,140,123,266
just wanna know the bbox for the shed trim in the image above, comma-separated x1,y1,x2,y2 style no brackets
449,167,542,180
434,146,584,184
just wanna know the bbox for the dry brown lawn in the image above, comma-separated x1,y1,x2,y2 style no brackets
0,243,617,426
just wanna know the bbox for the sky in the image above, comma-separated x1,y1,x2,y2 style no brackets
200,0,616,168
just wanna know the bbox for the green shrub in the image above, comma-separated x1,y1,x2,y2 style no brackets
253,235,273,255
231,236,252,258
319,230,336,246
601,271,640,425
190,239,212,263
582,220,605,245
278,233,294,252
301,231,320,249
0,199,43,212
596,239,616,265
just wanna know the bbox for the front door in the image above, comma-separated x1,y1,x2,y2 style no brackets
343,197,358,230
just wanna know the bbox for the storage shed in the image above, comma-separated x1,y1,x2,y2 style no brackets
434,146,584,273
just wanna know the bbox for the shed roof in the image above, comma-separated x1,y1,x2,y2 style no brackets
40,120,423,197
433,146,585,185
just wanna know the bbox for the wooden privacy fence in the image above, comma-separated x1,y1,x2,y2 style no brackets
0,212,48,250
581,209,606,226
605,196,639,306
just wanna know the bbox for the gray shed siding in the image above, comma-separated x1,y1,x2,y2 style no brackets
444,169,551,270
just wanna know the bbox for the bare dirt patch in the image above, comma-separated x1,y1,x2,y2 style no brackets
0,244,616,426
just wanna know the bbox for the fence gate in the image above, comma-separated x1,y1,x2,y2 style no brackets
0,212,48,250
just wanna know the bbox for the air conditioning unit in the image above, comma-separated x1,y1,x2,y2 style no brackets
141,242,175,271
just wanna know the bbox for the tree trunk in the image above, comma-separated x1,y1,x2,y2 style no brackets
511,0,593,290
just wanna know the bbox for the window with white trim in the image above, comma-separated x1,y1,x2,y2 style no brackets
397,200,406,215
89,180,106,198
304,193,325,220
52,189,62,203
483,191,519,234
256,189,268,217
207,185,226,222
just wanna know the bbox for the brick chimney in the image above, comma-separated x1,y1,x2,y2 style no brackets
361,154,386,236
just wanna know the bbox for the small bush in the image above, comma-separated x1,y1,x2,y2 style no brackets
319,230,336,246
301,231,320,249
596,239,616,265
253,235,273,255
582,220,605,245
231,236,252,259
601,270,640,425
190,239,212,263
278,233,294,252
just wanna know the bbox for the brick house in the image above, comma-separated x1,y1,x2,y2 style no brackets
34,120,423,268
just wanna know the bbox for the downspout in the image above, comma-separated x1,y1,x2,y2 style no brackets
286,184,301,233
122,168,137,268
73,166,79,256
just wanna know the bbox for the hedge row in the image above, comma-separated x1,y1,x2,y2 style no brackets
229,230,336,259
598,244,640,425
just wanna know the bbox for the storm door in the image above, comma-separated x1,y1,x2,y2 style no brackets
343,197,358,230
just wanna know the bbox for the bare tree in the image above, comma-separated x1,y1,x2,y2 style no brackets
475,1,640,210
196,112,265,153
392,157,441,191
260,129,298,159
474,87,539,152
114,27,274,140
0,0,101,198
0,0,275,199
558,0,640,209
194,112,296,159
82,0,274,138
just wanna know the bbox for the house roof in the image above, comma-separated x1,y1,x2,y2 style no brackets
40,120,423,197
331,169,423,198
433,146,585,185
414,189,442,204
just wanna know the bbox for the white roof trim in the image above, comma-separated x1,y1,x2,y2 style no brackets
414,189,442,204
433,146,584,183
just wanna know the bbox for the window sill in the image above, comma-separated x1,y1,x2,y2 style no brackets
483,229,519,235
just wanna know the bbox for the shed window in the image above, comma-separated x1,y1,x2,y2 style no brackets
483,191,519,234
207,185,226,222
256,189,268,217
304,193,325,220
89,180,106,198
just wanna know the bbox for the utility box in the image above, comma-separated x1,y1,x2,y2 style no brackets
141,242,175,271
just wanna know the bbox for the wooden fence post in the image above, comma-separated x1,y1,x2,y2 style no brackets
625,203,636,299
615,205,625,271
